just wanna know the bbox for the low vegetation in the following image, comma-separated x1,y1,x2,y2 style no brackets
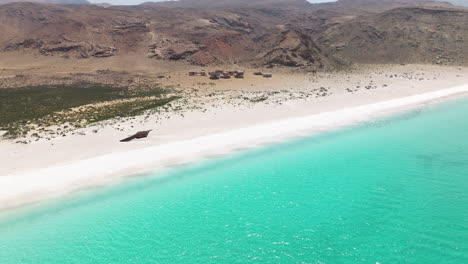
0,83,180,139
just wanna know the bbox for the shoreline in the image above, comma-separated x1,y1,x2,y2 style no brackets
1,83,467,211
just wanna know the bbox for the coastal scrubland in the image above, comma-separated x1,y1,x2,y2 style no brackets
0,83,179,139
0,62,466,147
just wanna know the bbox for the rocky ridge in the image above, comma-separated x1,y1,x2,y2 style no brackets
0,0,466,68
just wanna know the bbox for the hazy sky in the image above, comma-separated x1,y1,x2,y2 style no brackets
89,0,337,7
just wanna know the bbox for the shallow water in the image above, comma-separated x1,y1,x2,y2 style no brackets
0,98,467,264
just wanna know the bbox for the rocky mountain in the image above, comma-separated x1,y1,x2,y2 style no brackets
0,3,133,58
148,0,455,9
315,7,468,65
255,30,345,69
144,0,310,8
0,0,466,69
318,0,455,10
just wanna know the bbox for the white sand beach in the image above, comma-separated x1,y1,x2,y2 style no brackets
0,65,467,211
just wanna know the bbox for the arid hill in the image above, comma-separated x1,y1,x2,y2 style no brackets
316,0,454,10
0,0,466,69
148,0,459,10
315,7,468,65
144,0,310,8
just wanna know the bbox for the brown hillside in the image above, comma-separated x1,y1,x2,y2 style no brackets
320,0,454,10
0,1,466,68
316,7,468,65
144,0,310,8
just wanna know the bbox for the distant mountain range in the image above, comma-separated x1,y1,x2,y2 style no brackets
328,0,468,8
142,0,310,8
147,0,466,8
0,0,466,68
0,0,89,4
0,0,466,7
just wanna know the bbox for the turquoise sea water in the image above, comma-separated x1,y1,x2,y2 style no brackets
1,98,468,264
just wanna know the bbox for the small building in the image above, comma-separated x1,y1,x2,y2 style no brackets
189,70,207,77
234,72,244,78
